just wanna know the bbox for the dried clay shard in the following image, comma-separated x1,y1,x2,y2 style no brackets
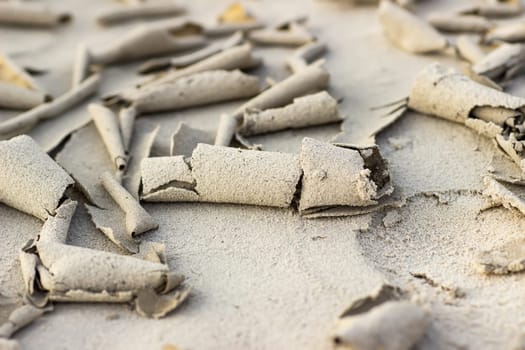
485,22,525,43
286,41,327,73
0,2,71,28
238,91,342,136
473,43,525,81
464,118,503,138
0,81,48,110
135,287,191,319
116,70,260,113
72,43,91,88
97,1,186,26
249,22,314,47
455,35,486,64
298,138,392,214
482,176,525,215
89,103,128,171
408,62,525,124
123,120,159,198
378,0,448,54
427,13,493,33
119,106,137,152
139,31,244,74
459,3,523,18
0,135,74,220
0,73,100,138
0,304,48,339
0,51,42,91
476,237,525,275
90,19,206,65
87,172,158,253
23,201,188,317
101,171,158,238
137,42,260,89
333,301,430,350
142,145,302,207
171,122,215,157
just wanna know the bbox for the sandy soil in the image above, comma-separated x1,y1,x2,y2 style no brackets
1,0,525,349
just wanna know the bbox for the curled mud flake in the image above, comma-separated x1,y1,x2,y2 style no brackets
459,3,523,18
139,31,244,74
123,120,159,198
339,284,404,318
90,19,206,65
455,35,486,64
378,0,447,54
249,22,314,47
89,103,128,171
333,301,430,350
427,13,493,34
215,64,330,146
22,201,186,317
114,70,261,114
0,82,48,110
0,304,49,339
482,176,525,215
119,105,138,152
286,41,327,73
0,2,71,28
473,43,525,82
215,114,239,147
135,287,190,319
485,22,525,43
71,43,91,88
237,91,342,137
0,73,100,138
97,1,186,26
0,135,74,220
476,237,525,275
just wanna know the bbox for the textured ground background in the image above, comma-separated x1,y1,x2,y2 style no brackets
1,0,525,349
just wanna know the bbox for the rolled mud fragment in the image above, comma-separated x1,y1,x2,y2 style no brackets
122,120,159,198
286,41,327,73
138,42,261,87
485,22,525,43
249,22,314,47
215,114,239,146
455,35,486,64
90,19,206,65
100,171,158,237
72,43,91,88
139,31,244,74
333,301,430,350
0,51,42,91
111,70,260,113
0,3,71,28
0,135,74,220
378,0,448,54
97,1,186,26
408,63,525,124
473,43,525,81
142,145,301,207
89,103,128,171
21,201,189,317
0,305,47,339
482,176,525,215
459,3,523,18
142,138,393,216
0,82,48,110
0,73,100,138
119,105,138,152
298,138,391,213
238,91,342,136
427,13,493,33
